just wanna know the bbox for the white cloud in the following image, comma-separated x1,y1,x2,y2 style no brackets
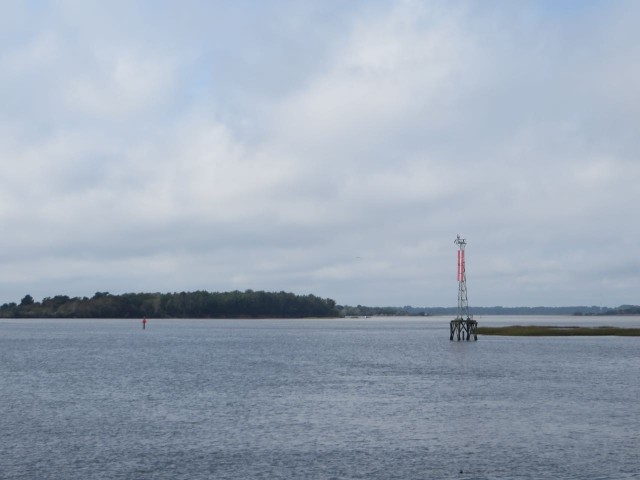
273,2,473,154
65,51,177,119
2,31,60,73
0,1,639,307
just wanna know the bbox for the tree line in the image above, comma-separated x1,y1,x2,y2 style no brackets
2,291,635,318
0,290,339,319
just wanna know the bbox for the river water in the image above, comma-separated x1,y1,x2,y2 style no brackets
1,316,639,479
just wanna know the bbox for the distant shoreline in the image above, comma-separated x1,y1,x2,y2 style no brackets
478,325,640,336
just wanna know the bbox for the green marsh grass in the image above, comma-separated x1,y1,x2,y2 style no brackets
477,325,640,336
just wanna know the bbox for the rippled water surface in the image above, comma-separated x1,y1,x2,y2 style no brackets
2,316,639,479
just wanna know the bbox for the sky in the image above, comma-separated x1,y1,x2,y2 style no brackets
1,0,639,308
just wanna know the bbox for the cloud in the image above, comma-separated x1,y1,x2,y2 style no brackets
65,52,177,119
0,1,639,307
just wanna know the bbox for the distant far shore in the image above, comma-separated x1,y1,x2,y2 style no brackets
478,325,640,336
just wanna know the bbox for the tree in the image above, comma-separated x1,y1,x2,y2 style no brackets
20,294,35,306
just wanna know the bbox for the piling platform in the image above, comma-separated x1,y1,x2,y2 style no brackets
450,317,478,341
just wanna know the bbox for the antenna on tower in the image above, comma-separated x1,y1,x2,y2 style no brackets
450,235,478,341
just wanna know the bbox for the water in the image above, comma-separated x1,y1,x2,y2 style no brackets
1,316,639,479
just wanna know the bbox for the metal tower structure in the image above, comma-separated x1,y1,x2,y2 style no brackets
450,235,477,341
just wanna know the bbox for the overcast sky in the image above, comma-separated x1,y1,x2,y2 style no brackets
1,0,638,308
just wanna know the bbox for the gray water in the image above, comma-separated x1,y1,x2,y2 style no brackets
1,316,639,479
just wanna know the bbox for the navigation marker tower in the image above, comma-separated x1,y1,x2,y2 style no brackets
450,235,478,341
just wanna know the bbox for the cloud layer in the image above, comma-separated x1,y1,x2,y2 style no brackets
1,1,638,307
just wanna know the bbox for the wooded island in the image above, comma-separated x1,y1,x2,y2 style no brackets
0,290,339,318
